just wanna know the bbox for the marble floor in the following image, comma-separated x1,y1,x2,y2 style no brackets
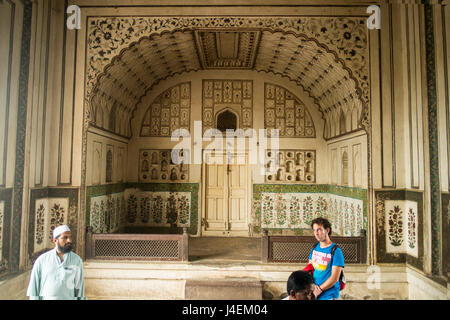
188,237,261,262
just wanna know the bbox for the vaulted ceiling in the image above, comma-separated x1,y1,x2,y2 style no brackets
88,26,366,139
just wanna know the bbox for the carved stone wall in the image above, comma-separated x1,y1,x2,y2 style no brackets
254,184,367,237
86,183,199,236
202,80,253,133
89,192,125,234
375,190,423,270
85,17,369,138
139,150,189,183
140,82,191,137
33,198,69,254
265,150,316,184
264,83,316,138
28,188,79,264
125,190,191,228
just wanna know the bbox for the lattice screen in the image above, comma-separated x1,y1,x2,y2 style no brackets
94,239,180,259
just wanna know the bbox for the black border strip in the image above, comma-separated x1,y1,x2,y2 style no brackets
424,1,442,276
57,0,71,186
11,0,32,272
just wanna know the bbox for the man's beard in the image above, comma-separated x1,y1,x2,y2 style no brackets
58,242,73,253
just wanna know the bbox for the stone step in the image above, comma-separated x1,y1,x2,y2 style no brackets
185,279,263,300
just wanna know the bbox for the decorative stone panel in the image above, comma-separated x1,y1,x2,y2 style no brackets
375,190,423,270
86,183,199,236
139,149,189,182
265,150,316,184
89,193,125,234
384,200,418,258
254,184,367,237
194,30,261,69
32,198,69,255
140,82,191,137
264,83,315,138
202,80,253,133
125,190,191,228
260,192,363,236
28,188,79,264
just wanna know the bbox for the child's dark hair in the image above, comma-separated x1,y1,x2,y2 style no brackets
287,271,315,294
311,217,332,236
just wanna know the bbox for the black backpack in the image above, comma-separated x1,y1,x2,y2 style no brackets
310,243,346,291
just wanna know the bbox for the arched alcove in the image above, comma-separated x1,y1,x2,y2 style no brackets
216,109,238,132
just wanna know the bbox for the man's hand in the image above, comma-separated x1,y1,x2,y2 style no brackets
313,284,322,298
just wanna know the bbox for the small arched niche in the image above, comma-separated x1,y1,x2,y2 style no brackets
216,109,238,132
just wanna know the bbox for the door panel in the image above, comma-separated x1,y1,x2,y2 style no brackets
205,161,227,231
228,161,248,231
204,152,249,235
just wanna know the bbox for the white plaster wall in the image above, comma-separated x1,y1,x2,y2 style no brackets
326,132,368,188
86,129,128,186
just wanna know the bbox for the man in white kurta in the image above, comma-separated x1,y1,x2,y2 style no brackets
27,225,86,300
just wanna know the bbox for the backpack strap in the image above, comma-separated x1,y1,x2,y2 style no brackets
329,243,338,266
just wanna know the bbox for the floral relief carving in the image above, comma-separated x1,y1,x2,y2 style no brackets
152,195,164,224
127,195,138,223
90,202,101,233
274,195,287,227
260,192,363,236
303,196,314,226
166,194,178,225
288,196,302,227
35,204,45,245
86,16,369,132
86,17,368,99
49,203,65,241
178,195,190,226
407,208,417,249
388,205,404,247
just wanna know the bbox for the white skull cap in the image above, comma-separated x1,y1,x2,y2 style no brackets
53,225,71,239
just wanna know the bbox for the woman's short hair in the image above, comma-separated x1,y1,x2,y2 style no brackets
311,217,332,236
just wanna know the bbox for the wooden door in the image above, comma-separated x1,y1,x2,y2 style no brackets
203,152,250,236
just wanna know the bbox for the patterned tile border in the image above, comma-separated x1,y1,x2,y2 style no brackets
86,183,199,235
424,1,442,276
11,0,32,272
253,184,368,236
28,188,79,265
0,188,12,277
375,190,424,271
